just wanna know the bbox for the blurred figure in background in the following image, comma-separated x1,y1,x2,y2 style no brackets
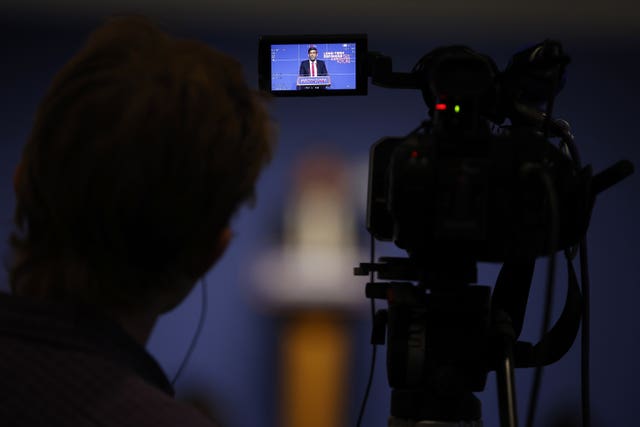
253,149,364,427
0,16,274,426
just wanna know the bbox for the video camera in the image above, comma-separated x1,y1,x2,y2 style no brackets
258,35,634,427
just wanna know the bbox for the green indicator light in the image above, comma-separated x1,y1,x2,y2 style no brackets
454,105,461,113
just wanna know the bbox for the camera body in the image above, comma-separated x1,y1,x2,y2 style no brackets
368,126,591,263
367,45,590,263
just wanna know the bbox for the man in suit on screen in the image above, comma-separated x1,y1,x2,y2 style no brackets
299,46,329,76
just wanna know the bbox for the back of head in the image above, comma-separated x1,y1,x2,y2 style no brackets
10,16,274,310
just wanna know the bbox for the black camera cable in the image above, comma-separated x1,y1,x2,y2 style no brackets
356,234,378,427
522,164,560,427
171,277,208,386
560,128,591,427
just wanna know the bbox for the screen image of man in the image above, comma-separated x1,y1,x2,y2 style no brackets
299,46,328,77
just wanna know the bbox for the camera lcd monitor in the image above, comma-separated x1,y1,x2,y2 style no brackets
258,35,367,96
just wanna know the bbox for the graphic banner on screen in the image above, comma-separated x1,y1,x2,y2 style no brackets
258,35,367,96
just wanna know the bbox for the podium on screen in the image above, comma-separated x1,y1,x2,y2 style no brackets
296,76,331,89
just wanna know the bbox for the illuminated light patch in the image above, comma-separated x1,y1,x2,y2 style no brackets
454,105,461,113
435,103,447,111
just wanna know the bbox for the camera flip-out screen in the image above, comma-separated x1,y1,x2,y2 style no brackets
258,34,368,96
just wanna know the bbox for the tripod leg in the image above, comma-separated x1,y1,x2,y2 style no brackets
494,310,519,427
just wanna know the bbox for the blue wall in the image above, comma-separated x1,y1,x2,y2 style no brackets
1,18,639,427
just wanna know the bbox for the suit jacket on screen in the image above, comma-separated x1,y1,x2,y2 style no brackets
299,60,328,76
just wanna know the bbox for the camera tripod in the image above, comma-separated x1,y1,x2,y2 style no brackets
356,252,582,427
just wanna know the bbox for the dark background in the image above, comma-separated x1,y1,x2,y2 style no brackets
1,2,639,426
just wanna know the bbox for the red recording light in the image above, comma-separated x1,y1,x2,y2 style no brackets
435,103,447,111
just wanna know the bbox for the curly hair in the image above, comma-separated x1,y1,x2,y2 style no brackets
9,16,275,309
